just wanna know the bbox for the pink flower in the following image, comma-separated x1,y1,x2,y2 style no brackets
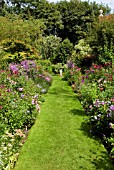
18,88,23,92
45,77,51,82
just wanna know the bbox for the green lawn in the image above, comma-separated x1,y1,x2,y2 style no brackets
14,76,114,170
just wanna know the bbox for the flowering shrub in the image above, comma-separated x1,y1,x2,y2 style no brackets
0,60,52,169
65,62,114,161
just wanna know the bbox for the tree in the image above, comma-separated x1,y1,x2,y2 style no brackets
56,0,110,44
54,38,73,64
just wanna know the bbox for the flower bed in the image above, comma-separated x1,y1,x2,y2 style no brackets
0,60,52,169
64,62,114,161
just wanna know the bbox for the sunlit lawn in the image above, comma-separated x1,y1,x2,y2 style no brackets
14,76,114,170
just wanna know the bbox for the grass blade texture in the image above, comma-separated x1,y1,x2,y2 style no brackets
14,76,114,170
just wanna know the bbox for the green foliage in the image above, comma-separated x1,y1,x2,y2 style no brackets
41,35,61,61
87,14,114,64
0,16,45,49
1,39,38,63
71,39,93,67
57,0,108,44
54,38,73,64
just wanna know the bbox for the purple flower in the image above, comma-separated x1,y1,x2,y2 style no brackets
21,60,36,70
21,60,29,69
110,105,114,111
101,101,105,105
9,64,18,74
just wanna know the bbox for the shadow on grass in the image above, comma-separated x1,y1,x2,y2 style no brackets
48,91,78,100
91,152,114,170
69,108,85,116
69,108,114,170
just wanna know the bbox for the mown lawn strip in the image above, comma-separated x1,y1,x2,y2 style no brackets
14,76,113,170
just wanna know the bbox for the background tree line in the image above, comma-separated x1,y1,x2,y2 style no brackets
0,0,113,67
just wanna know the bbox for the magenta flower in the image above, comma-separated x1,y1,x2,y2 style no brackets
45,77,51,82
110,105,114,111
7,89,11,92
9,64,18,74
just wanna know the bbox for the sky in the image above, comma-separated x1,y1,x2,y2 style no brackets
81,0,114,11
49,0,114,12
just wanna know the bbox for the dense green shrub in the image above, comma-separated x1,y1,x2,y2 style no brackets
71,39,93,68
0,39,38,63
0,16,45,49
54,38,73,64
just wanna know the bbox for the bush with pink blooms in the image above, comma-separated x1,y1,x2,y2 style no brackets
64,61,114,161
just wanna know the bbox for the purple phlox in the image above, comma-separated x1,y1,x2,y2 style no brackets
21,60,29,69
82,79,84,83
101,101,105,105
110,105,114,111
9,64,18,74
21,60,36,70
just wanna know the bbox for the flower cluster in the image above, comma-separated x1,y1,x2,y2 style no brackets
66,62,114,160
0,60,52,169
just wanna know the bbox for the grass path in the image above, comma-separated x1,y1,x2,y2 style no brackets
14,76,113,170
